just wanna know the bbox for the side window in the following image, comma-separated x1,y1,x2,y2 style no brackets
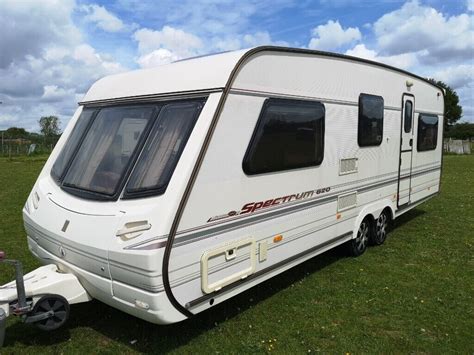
417,114,438,151
404,100,413,133
358,93,384,146
243,98,325,175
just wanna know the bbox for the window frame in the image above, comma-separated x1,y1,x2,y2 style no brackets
51,108,99,183
417,113,439,152
122,100,205,199
51,98,206,201
60,104,160,201
242,97,325,176
357,93,384,147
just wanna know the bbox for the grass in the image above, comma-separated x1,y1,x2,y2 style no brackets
0,155,473,354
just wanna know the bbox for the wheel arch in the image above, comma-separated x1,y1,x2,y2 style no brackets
352,198,395,239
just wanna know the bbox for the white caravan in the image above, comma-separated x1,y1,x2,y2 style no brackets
0,46,444,334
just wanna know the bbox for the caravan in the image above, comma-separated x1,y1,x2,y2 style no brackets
0,46,444,333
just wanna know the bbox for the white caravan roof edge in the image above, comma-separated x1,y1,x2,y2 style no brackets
80,46,444,105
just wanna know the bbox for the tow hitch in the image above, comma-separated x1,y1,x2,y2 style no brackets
0,250,91,347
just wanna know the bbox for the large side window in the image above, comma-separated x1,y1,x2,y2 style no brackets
358,93,384,147
243,98,325,175
417,114,438,151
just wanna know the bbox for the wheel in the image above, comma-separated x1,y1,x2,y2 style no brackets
348,217,372,256
31,295,70,331
371,209,390,246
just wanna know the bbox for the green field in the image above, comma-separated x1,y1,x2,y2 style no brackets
1,155,473,354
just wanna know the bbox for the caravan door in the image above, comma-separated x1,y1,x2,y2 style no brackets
398,94,415,206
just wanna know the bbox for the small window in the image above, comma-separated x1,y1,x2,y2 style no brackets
358,94,384,147
417,114,438,151
243,98,325,175
404,100,413,133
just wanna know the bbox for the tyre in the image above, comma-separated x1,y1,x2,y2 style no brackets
348,217,372,256
371,209,390,246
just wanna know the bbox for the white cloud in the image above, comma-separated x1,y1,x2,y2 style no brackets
432,65,474,90
73,44,125,73
118,0,294,38
133,26,204,67
243,31,273,47
132,26,287,68
212,31,288,53
134,26,203,57
136,49,179,68
41,85,76,103
308,20,361,51
212,36,243,52
468,0,474,12
374,0,473,64
81,4,125,32
0,0,81,68
0,0,127,131
345,44,417,70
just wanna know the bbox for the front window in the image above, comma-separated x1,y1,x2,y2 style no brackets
52,99,205,200
124,101,203,198
62,105,155,197
51,108,95,182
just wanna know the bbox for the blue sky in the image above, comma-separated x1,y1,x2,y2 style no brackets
0,0,473,131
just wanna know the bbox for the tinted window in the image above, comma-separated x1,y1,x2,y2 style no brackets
51,108,95,182
358,94,384,146
404,100,413,133
417,114,438,151
62,105,155,196
125,101,203,197
243,98,325,175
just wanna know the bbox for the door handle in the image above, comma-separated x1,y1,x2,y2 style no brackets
409,138,413,147
116,222,151,237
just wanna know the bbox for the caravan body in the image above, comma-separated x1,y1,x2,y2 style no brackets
22,47,444,324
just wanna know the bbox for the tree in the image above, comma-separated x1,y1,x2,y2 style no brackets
445,122,474,140
39,116,61,138
427,79,462,130
4,127,28,138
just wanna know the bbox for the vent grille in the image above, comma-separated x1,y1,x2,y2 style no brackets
338,192,357,212
339,158,358,175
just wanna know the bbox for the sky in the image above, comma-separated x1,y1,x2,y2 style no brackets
0,0,473,132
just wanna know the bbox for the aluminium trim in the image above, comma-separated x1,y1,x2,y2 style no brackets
129,164,441,251
170,165,440,247
79,88,223,106
229,88,403,112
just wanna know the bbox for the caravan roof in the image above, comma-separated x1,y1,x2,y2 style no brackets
81,46,442,105
81,49,248,104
